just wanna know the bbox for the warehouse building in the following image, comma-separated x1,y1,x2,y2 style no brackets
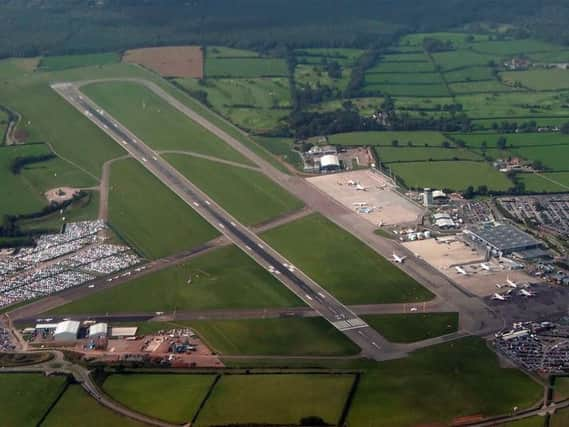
319,154,341,172
464,222,548,259
88,323,108,339
53,320,80,341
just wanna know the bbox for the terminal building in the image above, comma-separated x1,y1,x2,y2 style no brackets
464,222,549,260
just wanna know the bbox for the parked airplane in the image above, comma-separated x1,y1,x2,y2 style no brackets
455,266,468,275
392,253,407,263
519,289,535,297
506,277,519,288
492,293,509,301
355,184,367,191
480,263,491,271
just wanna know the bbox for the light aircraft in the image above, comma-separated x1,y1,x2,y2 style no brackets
347,180,357,186
492,293,509,301
506,277,519,288
355,184,367,191
455,266,468,276
519,289,535,297
392,253,407,263
480,263,491,271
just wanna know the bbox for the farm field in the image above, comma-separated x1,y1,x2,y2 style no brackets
38,52,119,71
107,159,218,259
399,32,489,47
82,81,250,164
187,318,360,356
363,313,459,343
328,131,448,146
296,48,363,66
449,80,521,94
205,57,288,78
443,66,496,82
207,46,259,58
0,373,67,427
376,146,482,163
195,374,354,426
502,69,569,91
50,245,302,315
365,72,444,85
510,145,569,170
518,172,569,193
389,160,513,191
295,64,351,91
103,374,216,424
431,50,498,70
43,384,145,427
253,136,303,169
451,132,569,148
472,39,562,55
262,214,433,304
528,50,569,63
348,337,542,427
367,61,436,73
122,46,203,78
382,52,430,62
165,154,303,225
174,77,291,132
365,83,449,97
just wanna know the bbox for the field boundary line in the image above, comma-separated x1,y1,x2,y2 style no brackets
191,373,222,425
337,372,361,427
45,141,101,183
532,171,569,191
34,375,71,427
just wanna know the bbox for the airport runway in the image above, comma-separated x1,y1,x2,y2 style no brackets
52,82,401,361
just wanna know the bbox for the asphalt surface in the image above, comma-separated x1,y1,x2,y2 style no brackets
52,82,398,361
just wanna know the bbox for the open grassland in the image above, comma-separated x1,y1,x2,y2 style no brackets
449,80,522,94
262,214,433,304
365,72,444,85
295,64,351,91
0,143,95,218
108,159,218,259
518,172,569,193
0,58,39,79
431,50,498,70
165,154,303,225
502,69,569,91
188,318,359,356
50,245,302,315
457,91,569,119
376,146,482,163
451,132,569,148
43,384,145,427
444,66,496,82
196,374,354,426
367,61,435,73
511,145,569,170
205,57,288,78
390,161,513,191
174,77,291,132
348,337,543,427
0,373,67,427
122,46,203,78
328,130,447,147
363,313,459,343
38,52,120,71
103,374,216,424
82,81,249,164
472,39,563,55
399,32,489,48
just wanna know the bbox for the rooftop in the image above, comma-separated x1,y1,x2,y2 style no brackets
466,223,542,252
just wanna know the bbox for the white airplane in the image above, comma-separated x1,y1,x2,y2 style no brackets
505,277,518,289
480,263,491,271
355,184,367,191
496,283,503,289
455,266,468,276
492,293,509,301
347,180,357,186
392,253,407,264
519,289,535,297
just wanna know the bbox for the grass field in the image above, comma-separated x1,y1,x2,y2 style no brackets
43,384,145,427
103,374,216,424
554,377,569,401
363,313,459,342
82,81,250,164
108,159,218,259
382,52,430,62
444,66,496,82
50,245,302,315
165,154,303,225
195,374,354,426
0,373,67,427
262,214,433,304
502,418,545,427
367,61,436,73
502,69,569,91
38,52,120,71
348,337,543,427
450,80,521,94
451,132,569,148
207,46,259,58
366,83,450,97
295,64,351,91
551,407,569,427
205,57,288,78
376,146,482,163
253,136,303,169
431,50,497,70
296,48,363,66
518,172,569,193
511,145,569,170
188,318,360,356
175,77,291,132
472,39,562,55
389,160,513,191
328,130,447,147
399,32,489,47
365,72,444,85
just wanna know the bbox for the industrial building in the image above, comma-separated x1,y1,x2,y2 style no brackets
319,154,341,172
433,213,456,229
88,323,108,339
464,222,549,259
53,320,80,341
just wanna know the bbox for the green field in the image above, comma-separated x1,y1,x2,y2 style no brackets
452,132,569,148
207,46,259,58
262,214,433,304
502,69,569,91
82,81,249,164
39,52,120,71
363,313,459,342
175,77,291,133
472,39,562,55
431,50,497,70
43,384,144,427
295,64,351,91
518,172,569,193
382,52,430,62
0,373,67,427
51,245,301,314
450,79,521,94
367,61,436,73
444,66,496,82
510,145,569,170
501,418,545,427
376,146,482,163
103,374,216,424
188,317,360,356
348,337,543,427
366,83,450,97
195,374,354,426
206,57,288,78
296,48,363,66
328,131,447,146
399,32,489,48
254,136,303,169
365,72,444,85
389,160,513,191
166,154,303,225
108,159,218,259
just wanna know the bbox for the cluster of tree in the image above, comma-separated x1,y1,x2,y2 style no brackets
489,120,540,133
324,60,342,79
296,84,341,107
423,37,454,52
288,110,385,139
9,154,56,175
344,49,384,98
560,122,569,134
